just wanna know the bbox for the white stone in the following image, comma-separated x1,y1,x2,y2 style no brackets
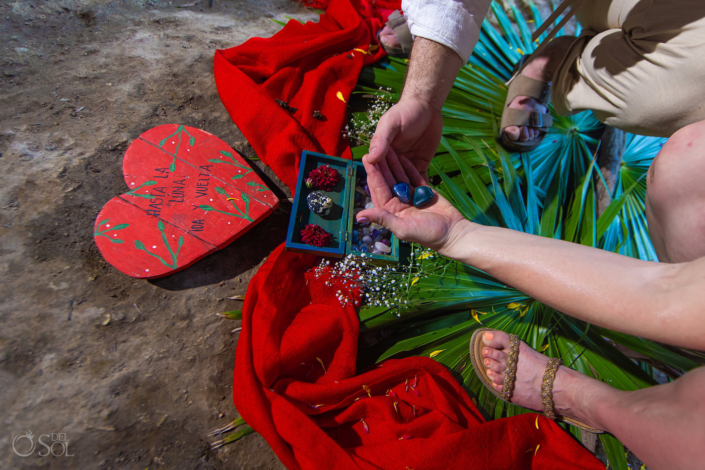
374,242,391,254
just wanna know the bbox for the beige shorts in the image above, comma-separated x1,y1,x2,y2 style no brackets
551,0,705,137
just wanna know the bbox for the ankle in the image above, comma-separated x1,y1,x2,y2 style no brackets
551,366,615,430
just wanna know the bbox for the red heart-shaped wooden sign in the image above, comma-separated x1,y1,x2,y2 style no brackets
93,124,279,278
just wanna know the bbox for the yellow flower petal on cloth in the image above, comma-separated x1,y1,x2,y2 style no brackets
336,91,346,103
411,277,419,286
429,350,445,358
507,302,521,309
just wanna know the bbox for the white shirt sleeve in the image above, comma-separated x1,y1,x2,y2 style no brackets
401,0,493,63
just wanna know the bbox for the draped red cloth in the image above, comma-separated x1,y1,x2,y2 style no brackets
215,0,397,192
216,1,603,468
234,245,603,469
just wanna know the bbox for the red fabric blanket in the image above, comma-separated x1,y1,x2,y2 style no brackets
234,245,603,469
215,0,396,192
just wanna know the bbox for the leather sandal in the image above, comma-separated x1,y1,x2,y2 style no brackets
499,74,553,153
469,328,603,433
378,10,412,58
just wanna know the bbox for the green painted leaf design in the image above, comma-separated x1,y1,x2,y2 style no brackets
112,223,130,230
232,175,245,179
134,240,145,250
159,138,168,147
98,219,110,227
110,238,124,244
199,205,213,210
189,136,195,146
220,151,233,157
144,181,158,186
158,220,165,231
169,162,176,172
214,187,228,195
241,193,250,204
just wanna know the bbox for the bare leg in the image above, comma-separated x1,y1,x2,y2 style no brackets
480,330,705,470
645,119,705,263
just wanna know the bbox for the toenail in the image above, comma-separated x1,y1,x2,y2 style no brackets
487,369,492,376
484,359,490,366
484,348,489,356
484,332,493,341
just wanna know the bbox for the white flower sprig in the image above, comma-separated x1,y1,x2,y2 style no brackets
342,88,394,146
309,244,448,316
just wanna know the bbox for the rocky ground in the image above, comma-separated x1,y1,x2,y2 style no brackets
0,1,320,468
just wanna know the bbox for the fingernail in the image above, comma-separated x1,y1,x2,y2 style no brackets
484,359,490,366
357,217,369,224
484,332,493,341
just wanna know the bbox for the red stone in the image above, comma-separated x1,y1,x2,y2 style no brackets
94,124,278,278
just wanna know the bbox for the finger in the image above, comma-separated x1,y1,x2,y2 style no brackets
356,207,407,239
378,158,397,189
362,156,392,208
385,147,411,185
398,154,427,188
367,113,399,165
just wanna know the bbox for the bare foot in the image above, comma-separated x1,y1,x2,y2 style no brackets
378,25,401,51
504,36,574,142
480,329,610,430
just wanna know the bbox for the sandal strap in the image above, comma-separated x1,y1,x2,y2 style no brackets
386,10,413,55
505,75,552,106
500,334,520,401
501,108,553,130
541,358,563,420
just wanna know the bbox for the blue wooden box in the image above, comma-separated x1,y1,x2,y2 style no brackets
285,151,399,264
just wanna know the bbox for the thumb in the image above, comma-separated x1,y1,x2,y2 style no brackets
367,113,400,165
357,208,406,239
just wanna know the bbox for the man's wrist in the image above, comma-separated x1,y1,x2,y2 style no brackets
402,37,463,112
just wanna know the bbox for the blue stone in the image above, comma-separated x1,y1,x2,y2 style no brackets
392,182,411,204
413,186,434,208
360,246,369,253
370,229,379,239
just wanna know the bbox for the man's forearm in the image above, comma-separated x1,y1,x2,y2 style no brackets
402,38,464,111
441,221,705,350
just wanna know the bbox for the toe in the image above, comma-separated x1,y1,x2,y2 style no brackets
482,347,507,366
504,126,520,141
520,127,530,142
487,368,505,386
485,357,505,375
482,330,511,350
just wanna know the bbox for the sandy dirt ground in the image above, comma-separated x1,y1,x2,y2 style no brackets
0,1,320,468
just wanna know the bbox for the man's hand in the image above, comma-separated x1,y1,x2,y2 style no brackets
365,37,463,179
366,96,442,181
356,152,471,255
